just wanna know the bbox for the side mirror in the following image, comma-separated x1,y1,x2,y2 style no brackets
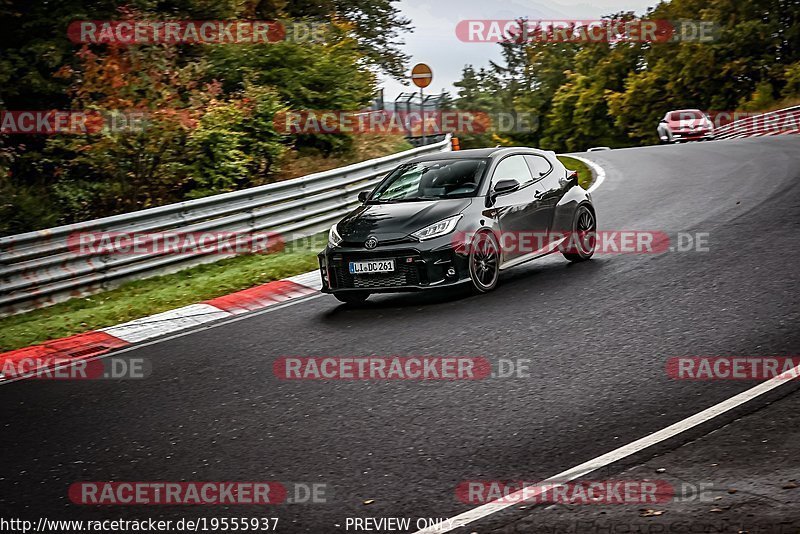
493,179,520,196
659,119,667,123
566,170,578,186
358,191,370,203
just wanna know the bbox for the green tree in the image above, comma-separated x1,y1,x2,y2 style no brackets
453,0,800,150
238,0,412,78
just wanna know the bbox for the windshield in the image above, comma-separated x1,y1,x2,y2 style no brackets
669,110,705,121
370,159,487,202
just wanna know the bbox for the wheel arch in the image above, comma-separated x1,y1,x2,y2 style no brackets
551,186,593,233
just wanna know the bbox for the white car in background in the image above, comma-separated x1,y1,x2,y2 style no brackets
658,109,715,143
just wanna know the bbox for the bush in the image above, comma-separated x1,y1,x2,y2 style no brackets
184,84,287,198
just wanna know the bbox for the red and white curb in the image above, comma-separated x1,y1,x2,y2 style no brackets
0,271,322,382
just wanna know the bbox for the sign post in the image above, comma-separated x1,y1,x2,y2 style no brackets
411,63,433,144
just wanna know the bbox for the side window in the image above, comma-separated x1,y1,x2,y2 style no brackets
492,155,534,187
525,155,553,180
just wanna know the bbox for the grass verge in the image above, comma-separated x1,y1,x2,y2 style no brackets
557,155,594,190
0,233,327,352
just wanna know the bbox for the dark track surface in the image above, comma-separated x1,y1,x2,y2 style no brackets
1,136,799,532
491,388,800,533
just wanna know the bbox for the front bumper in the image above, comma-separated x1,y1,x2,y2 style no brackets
318,243,471,294
671,130,714,141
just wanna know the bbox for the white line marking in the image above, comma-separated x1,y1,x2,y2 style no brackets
412,363,800,534
565,154,607,193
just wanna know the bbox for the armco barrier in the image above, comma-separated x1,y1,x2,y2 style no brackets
0,135,452,316
713,105,800,139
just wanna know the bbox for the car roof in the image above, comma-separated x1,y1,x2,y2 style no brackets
666,109,703,116
408,146,556,163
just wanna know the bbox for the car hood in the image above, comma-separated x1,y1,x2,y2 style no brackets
337,198,473,242
669,118,710,129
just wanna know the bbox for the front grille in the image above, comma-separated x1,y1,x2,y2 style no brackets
352,269,414,288
330,253,421,289
341,237,416,248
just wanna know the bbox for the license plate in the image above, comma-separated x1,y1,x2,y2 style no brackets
349,260,395,274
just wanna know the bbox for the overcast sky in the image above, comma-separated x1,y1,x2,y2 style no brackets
379,0,659,102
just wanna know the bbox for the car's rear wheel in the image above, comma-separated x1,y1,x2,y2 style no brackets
562,205,596,262
469,231,500,293
334,291,370,304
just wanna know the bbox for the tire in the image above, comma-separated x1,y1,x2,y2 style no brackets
562,205,596,262
334,291,370,304
468,231,500,293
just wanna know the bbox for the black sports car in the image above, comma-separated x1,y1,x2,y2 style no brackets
318,147,596,303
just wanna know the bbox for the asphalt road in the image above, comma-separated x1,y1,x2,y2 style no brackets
1,136,799,532
493,386,800,533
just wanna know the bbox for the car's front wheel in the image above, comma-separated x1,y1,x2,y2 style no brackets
469,231,500,293
334,291,370,304
562,205,596,262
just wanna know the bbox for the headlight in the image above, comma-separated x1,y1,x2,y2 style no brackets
328,223,343,247
411,215,462,241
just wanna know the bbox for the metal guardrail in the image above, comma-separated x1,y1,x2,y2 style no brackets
0,134,452,316
714,105,800,139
